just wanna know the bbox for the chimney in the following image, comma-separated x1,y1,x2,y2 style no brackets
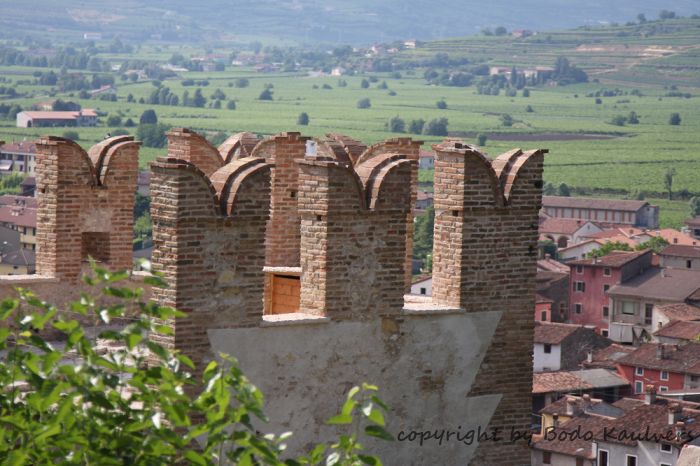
565,397,579,416
545,253,551,259
645,385,657,405
552,413,559,428
587,351,593,363
668,403,682,425
676,421,686,439
657,345,665,359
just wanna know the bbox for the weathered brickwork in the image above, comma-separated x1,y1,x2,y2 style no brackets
35,135,139,282
431,140,546,465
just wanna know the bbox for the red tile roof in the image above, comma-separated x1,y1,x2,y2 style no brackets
0,205,36,228
20,109,97,120
661,245,700,259
568,250,651,268
534,322,582,344
539,217,594,235
0,141,37,154
537,257,570,274
582,343,635,370
646,229,698,247
617,343,700,376
686,217,700,227
532,368,628,394
654,320,700,341
658,303,700,322
543,196,650,212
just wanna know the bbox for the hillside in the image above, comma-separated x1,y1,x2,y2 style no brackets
0,0,698,44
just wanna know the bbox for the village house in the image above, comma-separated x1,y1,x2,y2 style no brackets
533,322,611,372
582,343,635,371
654,303,700,335
0,141,37,175
532,368,629,413
557,238,607,261
0,195,37,251
541,196,660,229
568,250,653,336
536,269,569,322
539,216,603,249
608,268,700,344
660,245,700,270
16,109,97,128
654,320,700,345
532,391,699,466
617,343,700,394
418,150,434,169
686,217,700,239
536,293,554,322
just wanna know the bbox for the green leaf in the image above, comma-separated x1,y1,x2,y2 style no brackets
326,452,340,466
0,299,19,320
341,398,356,417
184,450,208,466
326,414,353,425
363,404,385,426
126,333,143,350
370,395,390,412
358,455,382,466
5,449,28,466
176,354,195,369
365,425,394,441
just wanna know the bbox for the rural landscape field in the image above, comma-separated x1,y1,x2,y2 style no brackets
0,15,699,227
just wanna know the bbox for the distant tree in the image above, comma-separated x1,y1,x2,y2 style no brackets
525,105,534,113
659,10,676,19
62,130,79,141
627,111,639,124
139,109,158,125
476,134,487,146
377,81,388,90
481,28,493,36
500,114,514,127
558,183,571,197
539,240,558,259
297,112,309,126
409,119,425,135
595,98,602,104
669,113,681,125
587,241,633,258
356,98,371,109
637,13,647,23
322,83,332,90
124,118,135,127
192,89,206,107
664,168,676,200
423,118,449,136
136,123,170,148
211,88,226,100
234,78,249,88
494,26,508,36
212,99,222,109
127,93,134,103
436,100,447,109
543,182,557,195
111,128,130,136
360,79,370,89
258,88,274,101
610,115,627,126
690,197,700,217
226,100,237,110
106,115,122,127
412,206,434,265
386,115,405,133
522,89,530,97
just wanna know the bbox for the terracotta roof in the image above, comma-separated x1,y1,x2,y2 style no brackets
532,414,602,458
0,205,37,228
539,217,594,235
655,320,700,341
0,141,37,154
645,229,698,247
617,343,700,376
686,217,700,227
416,191,432,201
532,368,628,394
537,257,570,274
534,322,582,344
0,195,37,209
568,250,651,268
608,267,700,302
585,227,646,240
542,196,650,212
536,293,553,304
582,343,635,370
557,238,605,253
658,303,700,322
661,245,700,259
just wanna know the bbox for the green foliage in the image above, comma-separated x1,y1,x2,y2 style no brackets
690,197,700,217
0,173,23,195
423,118,448,136
627,111,639,124
408,119,425,135
412,206,434,269
0,263,391,465
500,114,514,127
476,134,487,146
234,78,249,88
539,240,558,259
635,236,669,253
558,183,571,196
136,123,170,148
106,115,122,127
297,112,309,126
61,130,79,141
356,98,371,109
226,100,237,110
610,115,627,126
360,79,370,89
192,89,207,107
664,167,676,200
436,100,447,109
258,88,274,101
669,112,682,125
139,109,158,125
587,241,633,258
386,115,405,133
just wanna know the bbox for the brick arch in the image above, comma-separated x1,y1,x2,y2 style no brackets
88,135,134,183
325,133,366,165
99,140,141,187
210,157,271,216
367,158,413,210
312,137,352,165
166,128,224,177
218,132,261,163
38,136,97,186
151,157,222,217
249,138,276,160
502,149,547,207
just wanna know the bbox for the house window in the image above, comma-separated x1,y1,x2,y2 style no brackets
626,454,637,466
575,281,586,292
661,370,669,381
559,303,566,315
576,458,584,466
603,306,609,318
575,304,582,314
603,284,610,293
420,287,427,295
645,304,653,325
660,386,669,392
576,265,583,274
598,449,609,466
601,329,609,337
621,301,636,315
543,451,551,464
635,367,644,376
692,375,700,382
541,311,547,322
603,267,611,276
688,260,693,269
544,344,552,354
635,381,643,394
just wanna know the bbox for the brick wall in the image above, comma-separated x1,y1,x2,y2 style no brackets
35,135,139,282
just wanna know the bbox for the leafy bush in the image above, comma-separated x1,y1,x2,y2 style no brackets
669,113,682,125
0,263,393,465
356,98,371,109
360,79,370,89
226,100,237,110
106,115,122,127
139,109,158,125
610,115,627,126
62,130,80,141
297,112,310,126
423,118,448,136
234,78,249,88
476,134,487,146
500,114,514,127
136,123,170,148
408,119,425,135
258,88,274,101
386,116,405,133
436,100,447,109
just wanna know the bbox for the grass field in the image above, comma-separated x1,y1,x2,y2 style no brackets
0,21,698,228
